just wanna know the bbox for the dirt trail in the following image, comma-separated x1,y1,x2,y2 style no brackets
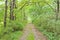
19,23,47,40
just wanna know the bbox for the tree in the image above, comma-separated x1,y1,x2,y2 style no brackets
56,0,59,21
4,0,8,27
10,0,16,20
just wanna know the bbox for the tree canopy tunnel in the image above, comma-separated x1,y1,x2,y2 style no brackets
18,1,56,23
0,0,56,27
0,0,60,40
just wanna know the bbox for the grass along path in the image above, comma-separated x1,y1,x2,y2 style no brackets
19,23,47,40
0,31,22,40
26,31,34,40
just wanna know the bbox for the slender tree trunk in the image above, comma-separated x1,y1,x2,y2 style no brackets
10,0,14,20
56,0,59,21
4,0,8,27
11,0,14,20
10,0,12,20
13,0,16,20
10,0,16,20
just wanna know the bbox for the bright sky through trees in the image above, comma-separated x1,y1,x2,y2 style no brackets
27,16,32,23
0,1,4,5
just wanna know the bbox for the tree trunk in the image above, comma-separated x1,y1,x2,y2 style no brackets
4,0,8,27
10,0,12,20
13,0,16,20
56,0,59,21
10,0,16,20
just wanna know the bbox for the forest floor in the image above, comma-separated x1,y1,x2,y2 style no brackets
19,23,47,40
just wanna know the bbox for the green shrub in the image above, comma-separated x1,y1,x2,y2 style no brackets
33,13,60,40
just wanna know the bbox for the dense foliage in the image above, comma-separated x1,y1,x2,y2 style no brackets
0,0,27,40
0,0,60,40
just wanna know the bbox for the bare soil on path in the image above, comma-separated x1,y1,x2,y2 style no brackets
19,23,47,40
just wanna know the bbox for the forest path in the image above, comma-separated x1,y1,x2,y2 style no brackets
19,23,47,40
